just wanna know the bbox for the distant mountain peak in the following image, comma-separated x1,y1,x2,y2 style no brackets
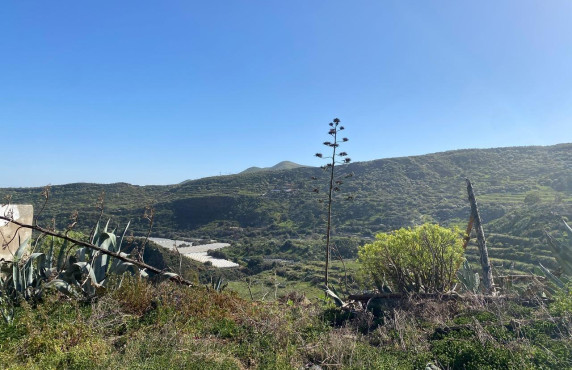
240,161,306,174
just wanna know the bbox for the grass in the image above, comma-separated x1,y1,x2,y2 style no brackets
1,275,570,369
227,259,362,301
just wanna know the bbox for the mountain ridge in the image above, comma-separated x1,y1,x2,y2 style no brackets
239,160,307,174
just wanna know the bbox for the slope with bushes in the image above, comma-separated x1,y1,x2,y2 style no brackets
1,144,571,273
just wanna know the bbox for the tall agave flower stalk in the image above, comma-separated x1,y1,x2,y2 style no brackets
313,118,352,289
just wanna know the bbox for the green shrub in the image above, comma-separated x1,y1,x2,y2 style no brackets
359,223,465,293
551,284,572,315
431,339,521,369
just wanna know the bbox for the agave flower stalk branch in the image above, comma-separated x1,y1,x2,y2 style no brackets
0,215,194,287
323,127,338,288
314,118,351,289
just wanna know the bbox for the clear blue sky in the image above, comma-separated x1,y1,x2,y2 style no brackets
2,1,571,187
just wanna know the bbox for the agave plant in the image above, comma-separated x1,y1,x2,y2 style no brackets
0,237,48,322
51,220,148,298
0,238,47,300
208,276,228,293
0,221,148,315
456,260,480,294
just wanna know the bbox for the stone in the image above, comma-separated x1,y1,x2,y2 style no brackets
0,204,33,262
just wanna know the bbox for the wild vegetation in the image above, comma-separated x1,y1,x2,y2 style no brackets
1,273,570,369
1,143,572,368
359,224,465,293
2,144,571,272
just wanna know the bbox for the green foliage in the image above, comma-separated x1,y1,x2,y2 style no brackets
207,248,228,260
208,276,228,293
456,260,480,293
538,218,572,298
359,223,465,293
524,190,542,205
48,220,148,299
431,339,519,369
1,275,571,369
544,218,572,275
2,144,572,278
551,282,572,315
0,221,168,325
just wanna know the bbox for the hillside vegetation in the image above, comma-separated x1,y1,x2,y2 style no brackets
2,144,571,276
1,144,572,369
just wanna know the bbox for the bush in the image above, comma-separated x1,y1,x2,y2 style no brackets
207,249,228,260
358,223,464,293
551,283,572,315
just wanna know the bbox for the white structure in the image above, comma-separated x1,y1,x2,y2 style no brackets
148,237,238,268
0,205,33,262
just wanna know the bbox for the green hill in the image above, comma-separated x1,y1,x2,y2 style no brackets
239,160,307,174
2,144,571,273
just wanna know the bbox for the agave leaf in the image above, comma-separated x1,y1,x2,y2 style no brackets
77,247,88,263
12,264,22,293
107,232,118,252
162,272,179,278
83,278,96,296
56,239,68,272
13,238,30,262
60,261,82,285
98,236,113,251
45,279,79,297
46,236,55,270
28,252,45,260
93,234,116,281
93,259,106,283
330,284,340,298
560,260,572,277
0,304,14,324
24,260,34,288
117,221,131,254
75,262,102,287
36,253,47,276
113,262,136,275
24,253,44,286
109,251,129,272
91,221,100,244
457,260,480,293
103,219,110,233
325,287,345,307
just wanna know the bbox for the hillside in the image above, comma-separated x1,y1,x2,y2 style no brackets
239,160,307,174
2,144,571,274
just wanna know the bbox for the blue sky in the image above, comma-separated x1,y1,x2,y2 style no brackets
1,1,571,187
